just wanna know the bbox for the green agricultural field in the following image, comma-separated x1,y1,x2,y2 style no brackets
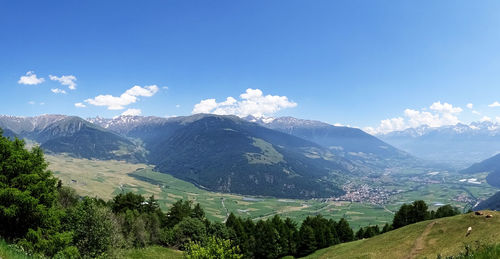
304,211,500,259
46,154,499,229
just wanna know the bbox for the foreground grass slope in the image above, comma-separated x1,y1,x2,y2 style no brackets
0,239,183,259
119,246,183,259
0,239,33,259
305,211,500,259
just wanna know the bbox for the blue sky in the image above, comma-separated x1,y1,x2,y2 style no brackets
2,0,500,133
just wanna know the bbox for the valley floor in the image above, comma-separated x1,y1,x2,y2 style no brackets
47,154,499,229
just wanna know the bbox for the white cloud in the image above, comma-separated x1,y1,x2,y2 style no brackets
51,88,67,94
176,104,181,108
366,117,407,134
429,101,463,114
480,116,492,122
121,108,142,116
192,88,297,118
488,101,500,107
18,71,45,85
49,75,77,90
162,86,169,90
496,117,500,123
368,101,463,134
193,99,218,114
74,102,86,108
466,103,473,109
28,101,35,105
84,85,159,110
472,110,481,115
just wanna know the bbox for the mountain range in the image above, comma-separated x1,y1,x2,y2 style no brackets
378,121,500,167
1,114,413,198
0,115,145,162
247,116,413,168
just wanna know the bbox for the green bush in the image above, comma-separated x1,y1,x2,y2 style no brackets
185,236,242,259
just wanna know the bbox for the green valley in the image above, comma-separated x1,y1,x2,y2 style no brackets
47,154,499,229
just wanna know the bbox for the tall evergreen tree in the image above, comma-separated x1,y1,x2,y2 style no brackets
298,225,317,256
336,218,354,242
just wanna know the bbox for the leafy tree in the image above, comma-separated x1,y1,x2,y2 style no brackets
173,217,207,248
393,200,431,229
57,185,79,209
144,195,160,213
0,135,59,239
167,199,194,228
71,198,122,257
392,203,413,229
434,205,460,219
185,236,243,259
207,221,231,240
111,192,145,213
411,200,429,222
192,203,205,220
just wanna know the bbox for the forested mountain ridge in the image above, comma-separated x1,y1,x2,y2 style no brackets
246,115,417,169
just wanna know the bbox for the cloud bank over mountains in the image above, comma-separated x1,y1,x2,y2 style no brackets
192,88,297,118
84,85,159,110
365,101,500,134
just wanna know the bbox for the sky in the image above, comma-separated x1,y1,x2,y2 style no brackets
2,0,500,134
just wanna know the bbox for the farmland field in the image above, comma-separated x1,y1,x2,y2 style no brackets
47,154,499,229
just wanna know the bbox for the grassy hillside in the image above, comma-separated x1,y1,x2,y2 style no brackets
0,238,183,259
119,246,183,259
304,211,500,259
0,239,34,259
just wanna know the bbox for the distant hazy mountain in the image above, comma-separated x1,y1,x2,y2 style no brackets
0,115,145,162
475,191,500,211
462,153,500,188
378,122,500,167
244,115,415,169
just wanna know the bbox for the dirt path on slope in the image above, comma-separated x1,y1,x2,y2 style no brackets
407,221,436,259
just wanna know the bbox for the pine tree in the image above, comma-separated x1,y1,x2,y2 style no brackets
298,225,317,256
336,218,354,242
